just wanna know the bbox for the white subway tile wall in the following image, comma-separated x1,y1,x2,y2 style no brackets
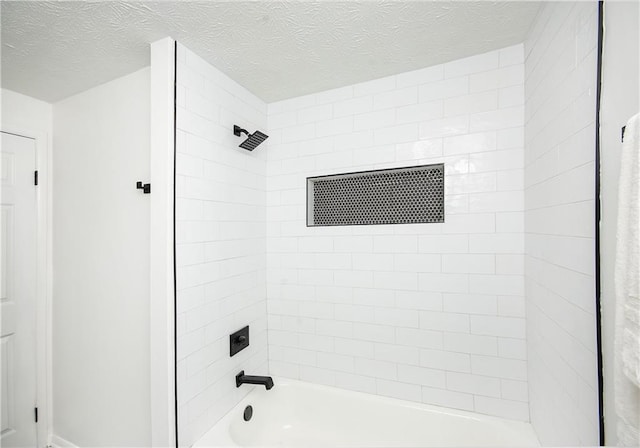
175,44,268,446
524,3,599,445
266,45,528,420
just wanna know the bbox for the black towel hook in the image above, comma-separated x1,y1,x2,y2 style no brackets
136,181,151,194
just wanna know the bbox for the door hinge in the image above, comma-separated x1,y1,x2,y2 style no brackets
34,170,39,186
35,407,38,423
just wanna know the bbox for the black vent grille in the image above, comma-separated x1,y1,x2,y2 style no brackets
307,164,444,226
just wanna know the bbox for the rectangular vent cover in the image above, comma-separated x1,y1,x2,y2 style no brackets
307,163,444,226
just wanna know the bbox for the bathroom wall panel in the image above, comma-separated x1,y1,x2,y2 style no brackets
524,2,599,445
266,45,528,420
53,68,151,446
175,44,268,446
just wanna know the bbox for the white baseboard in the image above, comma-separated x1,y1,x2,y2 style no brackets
50,434,80,448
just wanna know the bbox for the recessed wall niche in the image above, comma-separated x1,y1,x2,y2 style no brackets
307,163,445,226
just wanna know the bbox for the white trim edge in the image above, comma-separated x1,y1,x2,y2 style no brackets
149,37,177,447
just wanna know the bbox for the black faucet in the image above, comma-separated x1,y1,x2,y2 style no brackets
235,371,274,390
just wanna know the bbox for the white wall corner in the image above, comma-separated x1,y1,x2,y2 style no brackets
149,37,177,447
49,434,80,448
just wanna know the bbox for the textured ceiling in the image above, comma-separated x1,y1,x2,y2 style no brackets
1,1,541,103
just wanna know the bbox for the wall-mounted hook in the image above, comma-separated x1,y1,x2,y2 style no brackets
136,181,151,194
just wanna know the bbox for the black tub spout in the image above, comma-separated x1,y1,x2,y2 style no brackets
235,371,274,390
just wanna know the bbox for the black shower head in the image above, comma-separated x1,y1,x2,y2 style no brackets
233,125,269,151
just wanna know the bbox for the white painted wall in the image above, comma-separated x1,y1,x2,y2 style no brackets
174,44,269,446
1,89,52,135
523,2,599,445
52,68,152,446
266,45,529,421
600,1,640,444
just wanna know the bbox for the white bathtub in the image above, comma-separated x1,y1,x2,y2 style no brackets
194,378,539,447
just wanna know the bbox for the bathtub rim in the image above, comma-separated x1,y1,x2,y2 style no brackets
193,376,540,448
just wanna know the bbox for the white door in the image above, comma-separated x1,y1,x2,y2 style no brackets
0,132,38,447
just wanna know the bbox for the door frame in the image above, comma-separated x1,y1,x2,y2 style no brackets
1,124,52,447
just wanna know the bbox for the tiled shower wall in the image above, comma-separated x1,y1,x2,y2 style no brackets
175,44,268,446
524,2,599,445
266,45,530,420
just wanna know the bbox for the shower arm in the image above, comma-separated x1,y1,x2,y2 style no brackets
233,125,250,137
